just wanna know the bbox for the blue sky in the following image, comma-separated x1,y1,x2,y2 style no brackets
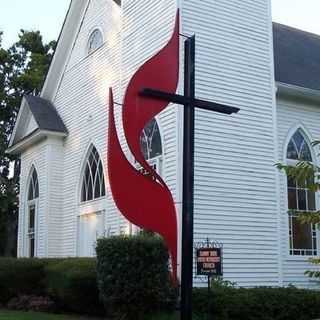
0,0,70,48
1,0,320,48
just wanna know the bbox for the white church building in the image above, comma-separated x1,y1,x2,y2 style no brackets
7,0,320,288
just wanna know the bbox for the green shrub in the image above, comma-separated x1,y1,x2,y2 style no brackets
44,258,103,315
4,255,319,320
96,235,177,319
0,258,46,303
193,284,320,320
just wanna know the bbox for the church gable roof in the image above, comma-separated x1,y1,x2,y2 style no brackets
24,95,68,134
273,23,320,91
41,0,89,100
7,95,68,154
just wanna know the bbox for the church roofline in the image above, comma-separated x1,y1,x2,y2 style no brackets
37,1,320,102
6,129,67,155
273,22,320,91
7,95,68,154
41,0,90,101
276,81,320,103
24,95,68,134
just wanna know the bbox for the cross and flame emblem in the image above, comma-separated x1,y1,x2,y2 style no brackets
107,11,180,281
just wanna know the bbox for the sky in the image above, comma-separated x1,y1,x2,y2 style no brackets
0,0,70,48
0,0,320,49
272,0,320,35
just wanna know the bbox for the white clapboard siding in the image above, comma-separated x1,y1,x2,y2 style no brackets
180,0,279,286
17,0,320,289
19,142,49,257
52,0,122,256
46,138,65,257
277,93,320,288
120,0,181,239
121,0,179,194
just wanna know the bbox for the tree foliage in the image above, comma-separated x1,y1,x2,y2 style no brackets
277,140,320,278
0,30,56,256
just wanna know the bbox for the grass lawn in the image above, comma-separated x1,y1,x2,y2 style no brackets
0,310,181,320
0,310,103,320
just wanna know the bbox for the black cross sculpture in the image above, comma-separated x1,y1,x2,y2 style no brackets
140,35,239,320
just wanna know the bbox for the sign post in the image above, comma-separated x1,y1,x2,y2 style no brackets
195,239,223,320
140,35,238,320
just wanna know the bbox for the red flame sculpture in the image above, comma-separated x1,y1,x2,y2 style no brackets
107,11,180,280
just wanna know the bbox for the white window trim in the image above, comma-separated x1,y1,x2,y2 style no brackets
86,27,104,56
131,155,163,235
79,197,107,216
135,155,163,176
285,135,320,260
77,210,106,257
25,199,38,258
24,166,39,258
79,145,106,204
125,117,165,235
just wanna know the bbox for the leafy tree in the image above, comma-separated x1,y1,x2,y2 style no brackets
277,141,320,279
0,30,56,256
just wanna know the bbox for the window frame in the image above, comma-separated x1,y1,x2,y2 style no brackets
132,118,164,234
80,145,106,204
140,118,163,162
285,130,319,258
77,210,105,257
135,118,164,178
26,201,37,258
86,28,104,55
25,167,39,258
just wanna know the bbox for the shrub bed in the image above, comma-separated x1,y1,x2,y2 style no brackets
193,284,320,320
0,258,46,303
96,234,177,319
44,258,103,315
0,257,102,315
1,255,320,320
7,295,56,312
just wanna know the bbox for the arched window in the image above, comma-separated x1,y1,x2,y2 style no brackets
27,167,39,257
87,29,103,54
28,168,39,201
286,129,317,256
81,145,106,202
139,118,163,172
140,118,162,161
287,129,312,161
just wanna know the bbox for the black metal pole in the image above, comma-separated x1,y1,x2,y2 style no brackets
208,276,211,320
180,35,196,320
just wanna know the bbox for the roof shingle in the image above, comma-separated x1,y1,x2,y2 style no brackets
273,23,320,91
24,95,68,134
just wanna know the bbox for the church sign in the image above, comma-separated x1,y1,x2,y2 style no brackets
196,247,222,276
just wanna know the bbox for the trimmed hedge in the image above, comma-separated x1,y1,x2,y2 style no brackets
44,258,103,315
1,256,320,319
193,285,320,320
0,258,45,303
0,257,102,315
96,235,177,318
